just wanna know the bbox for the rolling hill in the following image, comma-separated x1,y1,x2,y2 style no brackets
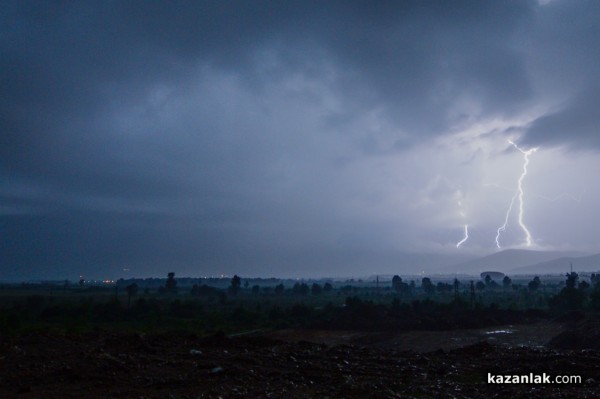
510,253,600,275
447,249,584,275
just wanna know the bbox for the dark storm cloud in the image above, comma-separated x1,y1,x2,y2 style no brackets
1,0,599,279
523,87,600,150
1,1,534,156
520,0,600,149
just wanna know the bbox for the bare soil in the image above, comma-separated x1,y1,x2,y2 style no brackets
1,324,599,398
266,321,564,351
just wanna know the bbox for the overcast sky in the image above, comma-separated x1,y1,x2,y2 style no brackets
3,0,600,280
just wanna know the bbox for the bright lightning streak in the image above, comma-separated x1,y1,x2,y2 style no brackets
456,224,469,248
455,196,469,248
495,192,517,248
496,140,538,248
511,140,537,247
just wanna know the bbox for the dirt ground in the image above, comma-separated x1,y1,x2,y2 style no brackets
1,324,600,398
265,321,564,351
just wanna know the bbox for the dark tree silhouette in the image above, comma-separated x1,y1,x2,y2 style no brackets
549,272,586,312
502,276,512,290
274,283,285,295
436,282,452,293
528,276,541,292
590,282,600,310
300,283,309,295
229,275,241,295
125,283,138,308
323,282,333,292
392,275,402,293
453,278,460,300
470,280,475,303
421,277,435,295
311,283,322,295
252,285,260,295
565,272,578,289
293,282,309,295
483,274,491,286
165,272,178,293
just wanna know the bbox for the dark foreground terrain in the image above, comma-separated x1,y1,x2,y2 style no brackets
2,328,600,399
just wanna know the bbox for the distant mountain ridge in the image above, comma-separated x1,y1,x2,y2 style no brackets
448,249,586,274
510,253,600,275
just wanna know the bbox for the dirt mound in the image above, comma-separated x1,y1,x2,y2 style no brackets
548,315,600,350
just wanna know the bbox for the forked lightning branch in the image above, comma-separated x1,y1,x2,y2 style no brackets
456,140,538,249
496,140,538,248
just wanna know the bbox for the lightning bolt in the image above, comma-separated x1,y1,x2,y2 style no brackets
455,197,469,248
512,141,538,247
496,140,538,248
456,224,469,248
495,192,517,248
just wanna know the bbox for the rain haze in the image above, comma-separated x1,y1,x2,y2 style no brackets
2,0,600,280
